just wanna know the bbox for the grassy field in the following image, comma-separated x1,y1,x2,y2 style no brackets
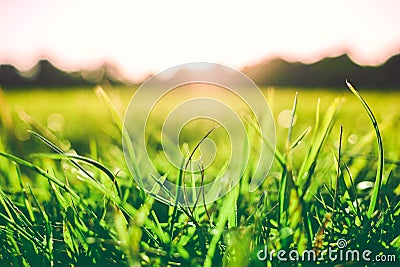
0,85,399,266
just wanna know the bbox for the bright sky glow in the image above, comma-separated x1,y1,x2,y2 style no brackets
1,0,400,81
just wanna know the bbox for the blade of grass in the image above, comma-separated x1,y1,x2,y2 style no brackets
290,127,311,151
31,152,121,199
333,125,343,213
298,97,342,196
96,85,146,196
204,183,239,267
29,131,97,183
0,151,82,204
279,92,298,228
243,114,285,168
95,86,123,133
346,81,384,218
183,125,218,208
15,163,35,222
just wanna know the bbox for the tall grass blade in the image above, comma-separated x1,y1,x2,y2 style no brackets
95,86,123,133
32,152,121,199
346,81,384,218
298,97,342,197
279,92,298,227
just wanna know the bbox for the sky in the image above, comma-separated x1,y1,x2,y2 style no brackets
1,0,400,82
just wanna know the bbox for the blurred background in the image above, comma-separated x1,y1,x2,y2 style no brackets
0,0,399,154
1,0,399,88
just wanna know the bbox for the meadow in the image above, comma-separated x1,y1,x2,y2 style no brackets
0,85,399,266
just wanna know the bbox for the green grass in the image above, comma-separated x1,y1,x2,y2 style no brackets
0,85,399,266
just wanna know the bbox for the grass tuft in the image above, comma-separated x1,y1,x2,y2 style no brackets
0,86,398,266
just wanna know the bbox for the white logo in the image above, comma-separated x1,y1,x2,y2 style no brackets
123,62,275,206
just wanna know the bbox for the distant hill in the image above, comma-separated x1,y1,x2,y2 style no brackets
0,60,124,89
1,54,399,89
242,53,400,89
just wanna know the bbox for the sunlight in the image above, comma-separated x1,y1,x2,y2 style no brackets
0,0,399,81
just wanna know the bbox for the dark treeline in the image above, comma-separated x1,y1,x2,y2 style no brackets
0,60,123,89
242,53,400,89
0,53,399,89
